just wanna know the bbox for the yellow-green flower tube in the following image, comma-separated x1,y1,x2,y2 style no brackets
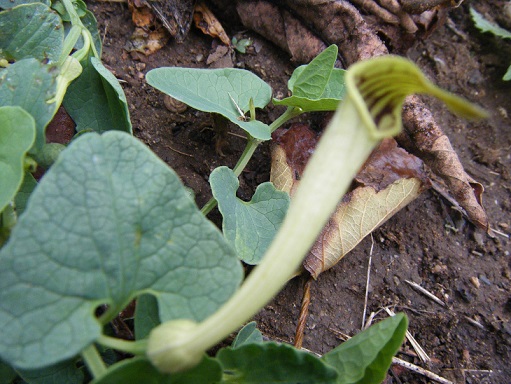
146,55,487,373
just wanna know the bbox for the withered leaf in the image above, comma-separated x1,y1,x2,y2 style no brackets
270,125,430,279
194,1,231,46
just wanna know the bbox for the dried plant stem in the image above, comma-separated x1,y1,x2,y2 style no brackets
361,235,374,329
294,276,313,349
405,279,446,307
392,357,454,384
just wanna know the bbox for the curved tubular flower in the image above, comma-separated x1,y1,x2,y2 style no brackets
146,55,487,373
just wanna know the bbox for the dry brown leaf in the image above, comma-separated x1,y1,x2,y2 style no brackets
236,0,488,230
194,1,231,46
271,125,430,278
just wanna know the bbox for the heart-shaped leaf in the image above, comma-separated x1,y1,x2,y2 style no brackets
146,67,272,140
210,166,290,264
0,3,63,63
0,131,242,370
232,322,263,348
322,314,408,384
217,342,338,383
0,106,36,214
63,55,132,134
0,58,58,151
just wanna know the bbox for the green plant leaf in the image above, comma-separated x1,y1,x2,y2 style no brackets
63,55,132,134
274,68,346,111
210,166,290,265
17,360,84,384
322,314,408,384
0,360,17,384
470,7,511,39
13,172,37,216
51,0,87,22
289,44,337,98
0,106,36,214
0,0,49,9
0,131,242,369
217,342,338,383
0,3,63,63
81,10,102,57
92,356,221,384
232,322,263,348
135,294,160,340
0,58,58,151
146,67,272,140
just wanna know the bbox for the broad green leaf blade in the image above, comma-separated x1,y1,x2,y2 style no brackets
0,3,63,63
232,322,263,348
135,294,160,340
0,131,242,369
322,314,408,384
13,172,37,216
217,342,338,383
17,360,84,384
0,0,49,9
289,45,337,98
210,166,290,265
274,67,345,111
0,58,58,151
470,7,511,39
0,360,17,384
0,106,36,214
92,356,221,384
146,67,272,140
63,55,132,134
82,10,102,57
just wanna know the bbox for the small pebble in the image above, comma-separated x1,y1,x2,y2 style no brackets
470,276,480,289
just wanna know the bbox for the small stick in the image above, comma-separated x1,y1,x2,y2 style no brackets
294,276,313,349
491,228,509,239
361,235,374,329
464,316,486,330
392,357,454,384
165,144,194,157
405,279,446,307
384,307,431,363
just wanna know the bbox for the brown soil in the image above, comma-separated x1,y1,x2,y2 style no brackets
89,1,510,383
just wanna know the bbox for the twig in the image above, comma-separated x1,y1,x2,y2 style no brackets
294,276,313,349
490,228,509,239
384,307,431,363
464,316,486,330
392,357,454,384
361,234,374,329
405,279,446,307
165,144,194,157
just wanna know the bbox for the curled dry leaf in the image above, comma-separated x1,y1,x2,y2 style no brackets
271,124,430,279
235,0,488,230
193,1,231,46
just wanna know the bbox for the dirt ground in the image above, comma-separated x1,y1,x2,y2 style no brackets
88,1,510,382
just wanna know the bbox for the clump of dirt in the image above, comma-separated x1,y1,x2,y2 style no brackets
89,1,510,382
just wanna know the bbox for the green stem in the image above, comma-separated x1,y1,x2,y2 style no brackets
81,344,107,378
269,106,303,133
201,107,301,216
97,335,147,355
